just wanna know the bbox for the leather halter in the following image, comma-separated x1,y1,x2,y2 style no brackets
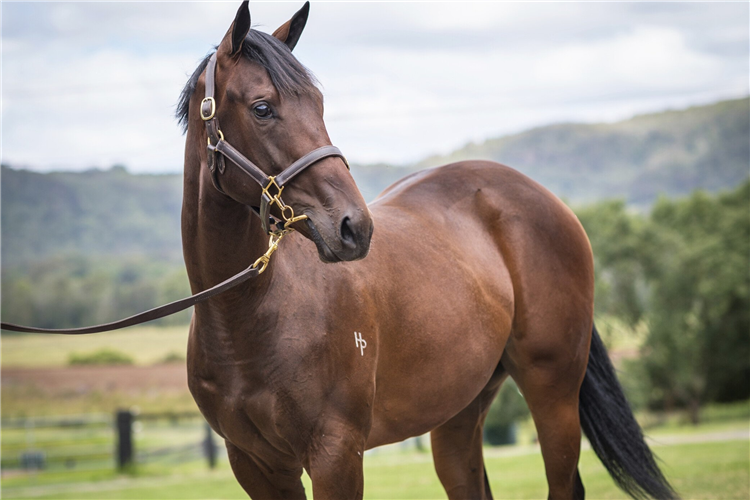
201,53,349,234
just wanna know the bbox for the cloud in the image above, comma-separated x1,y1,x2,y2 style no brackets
2,2,747,172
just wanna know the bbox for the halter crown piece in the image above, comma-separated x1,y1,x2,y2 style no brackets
201,53,350,235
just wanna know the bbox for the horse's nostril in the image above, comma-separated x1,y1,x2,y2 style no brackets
340,216,356,246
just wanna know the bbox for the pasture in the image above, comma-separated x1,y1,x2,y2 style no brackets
2,326,190,368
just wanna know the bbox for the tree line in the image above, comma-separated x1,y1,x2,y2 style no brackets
2,255,192,329
577,180,749,420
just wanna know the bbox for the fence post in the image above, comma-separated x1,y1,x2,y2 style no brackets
116,409,134,470
203,421,217,469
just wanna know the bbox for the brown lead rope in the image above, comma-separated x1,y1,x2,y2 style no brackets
0,231,288,335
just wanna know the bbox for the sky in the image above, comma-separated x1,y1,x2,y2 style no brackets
2,1,748,173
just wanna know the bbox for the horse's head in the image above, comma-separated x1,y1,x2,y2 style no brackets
180,1,372,263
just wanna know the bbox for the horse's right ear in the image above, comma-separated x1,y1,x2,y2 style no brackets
225,1,251,56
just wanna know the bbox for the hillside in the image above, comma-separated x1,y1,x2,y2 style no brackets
2,97,748,268
416,98,749,206
1,166,183,268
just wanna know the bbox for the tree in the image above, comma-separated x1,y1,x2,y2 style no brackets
639,182,750,421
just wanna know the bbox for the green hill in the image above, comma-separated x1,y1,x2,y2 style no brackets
1,166,183,268
415,97,749,206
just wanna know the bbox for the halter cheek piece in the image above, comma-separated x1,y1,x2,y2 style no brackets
201,53,349,235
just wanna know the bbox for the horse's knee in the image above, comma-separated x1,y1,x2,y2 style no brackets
226,442,305,500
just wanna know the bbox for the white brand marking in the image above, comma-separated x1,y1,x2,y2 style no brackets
354,331,367,356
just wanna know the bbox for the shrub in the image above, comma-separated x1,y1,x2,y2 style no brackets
157,351,185,364
68,348,134,366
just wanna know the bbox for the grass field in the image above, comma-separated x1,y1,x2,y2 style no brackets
2,327,190,368
3,439,748,499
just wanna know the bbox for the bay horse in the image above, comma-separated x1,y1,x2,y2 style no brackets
178,3,676,499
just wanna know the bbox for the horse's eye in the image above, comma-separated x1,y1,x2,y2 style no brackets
253,103,272,119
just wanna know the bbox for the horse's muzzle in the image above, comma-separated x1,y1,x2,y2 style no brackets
306,211,373,263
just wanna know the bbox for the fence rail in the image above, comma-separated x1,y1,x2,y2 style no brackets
1,409,221,475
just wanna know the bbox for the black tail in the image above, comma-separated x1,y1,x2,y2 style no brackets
579,325,678,500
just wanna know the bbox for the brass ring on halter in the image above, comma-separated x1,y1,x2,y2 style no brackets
281,204,295,220
206,130,224,146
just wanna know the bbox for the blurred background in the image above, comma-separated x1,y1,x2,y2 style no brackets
2,2,748,499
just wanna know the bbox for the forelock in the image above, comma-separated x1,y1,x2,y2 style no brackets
176,30,319,134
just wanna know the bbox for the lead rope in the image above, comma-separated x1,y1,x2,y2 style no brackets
0,232,289,335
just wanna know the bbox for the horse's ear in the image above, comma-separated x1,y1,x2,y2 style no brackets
272,2,309,51
228,1,251,56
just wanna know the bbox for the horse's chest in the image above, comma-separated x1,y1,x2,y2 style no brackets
188,363,313,456
187,368,237,435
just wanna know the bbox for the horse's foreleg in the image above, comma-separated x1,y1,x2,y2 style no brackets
430,366,506,500
306,424,366,500
226,441,306,500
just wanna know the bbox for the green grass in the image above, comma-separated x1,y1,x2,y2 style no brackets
2,326,189,367
3,440,747,499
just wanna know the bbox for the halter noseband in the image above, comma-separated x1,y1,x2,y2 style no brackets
201,53,349,235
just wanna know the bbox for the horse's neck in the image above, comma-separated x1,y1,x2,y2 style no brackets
181,137,271,325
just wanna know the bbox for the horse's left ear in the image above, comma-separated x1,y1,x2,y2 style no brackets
272,2,309,51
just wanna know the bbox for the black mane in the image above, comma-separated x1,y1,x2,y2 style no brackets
176,29,318,133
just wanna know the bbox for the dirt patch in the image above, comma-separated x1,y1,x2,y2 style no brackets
2,364,189,395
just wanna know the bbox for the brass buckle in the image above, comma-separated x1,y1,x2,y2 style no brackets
200,97,216,121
